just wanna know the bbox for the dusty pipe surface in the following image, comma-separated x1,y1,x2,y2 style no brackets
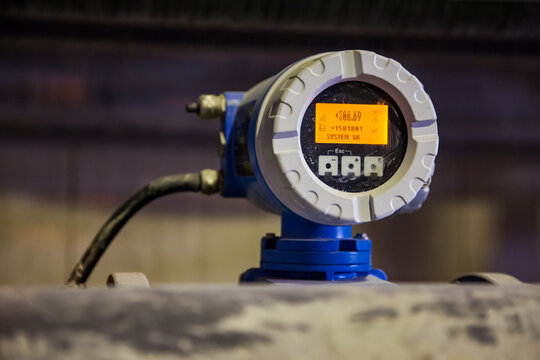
0,285,539,359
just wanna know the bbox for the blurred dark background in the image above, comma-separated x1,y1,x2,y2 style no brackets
0,0,539,285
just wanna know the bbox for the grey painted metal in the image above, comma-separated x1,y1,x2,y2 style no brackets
1,285,539,359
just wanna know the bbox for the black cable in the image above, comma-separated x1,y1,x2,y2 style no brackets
65,172,205,287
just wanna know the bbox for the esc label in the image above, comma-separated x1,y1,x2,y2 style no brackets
314,103,388,145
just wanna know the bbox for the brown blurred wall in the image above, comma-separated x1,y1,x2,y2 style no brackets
0,1,539,285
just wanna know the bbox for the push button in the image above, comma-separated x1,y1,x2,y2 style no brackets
318,155,338,176
341,156,361,177
364,156,384,177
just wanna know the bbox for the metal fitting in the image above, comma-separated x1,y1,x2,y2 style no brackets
200,169,221,194
186,94,226,119
452,272,523,285
106,272,150,288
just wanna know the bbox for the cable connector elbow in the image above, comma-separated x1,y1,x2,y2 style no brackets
200,169,221,195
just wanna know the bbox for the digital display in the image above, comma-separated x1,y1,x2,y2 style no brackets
301,82,407,193
315,103,388,145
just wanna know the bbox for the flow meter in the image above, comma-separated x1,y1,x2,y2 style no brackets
198,50,440,283
67,50,527,288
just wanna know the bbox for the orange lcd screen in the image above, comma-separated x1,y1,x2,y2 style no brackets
315,103,388,145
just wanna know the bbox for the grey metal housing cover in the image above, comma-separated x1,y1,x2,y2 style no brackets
254,50,439,225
